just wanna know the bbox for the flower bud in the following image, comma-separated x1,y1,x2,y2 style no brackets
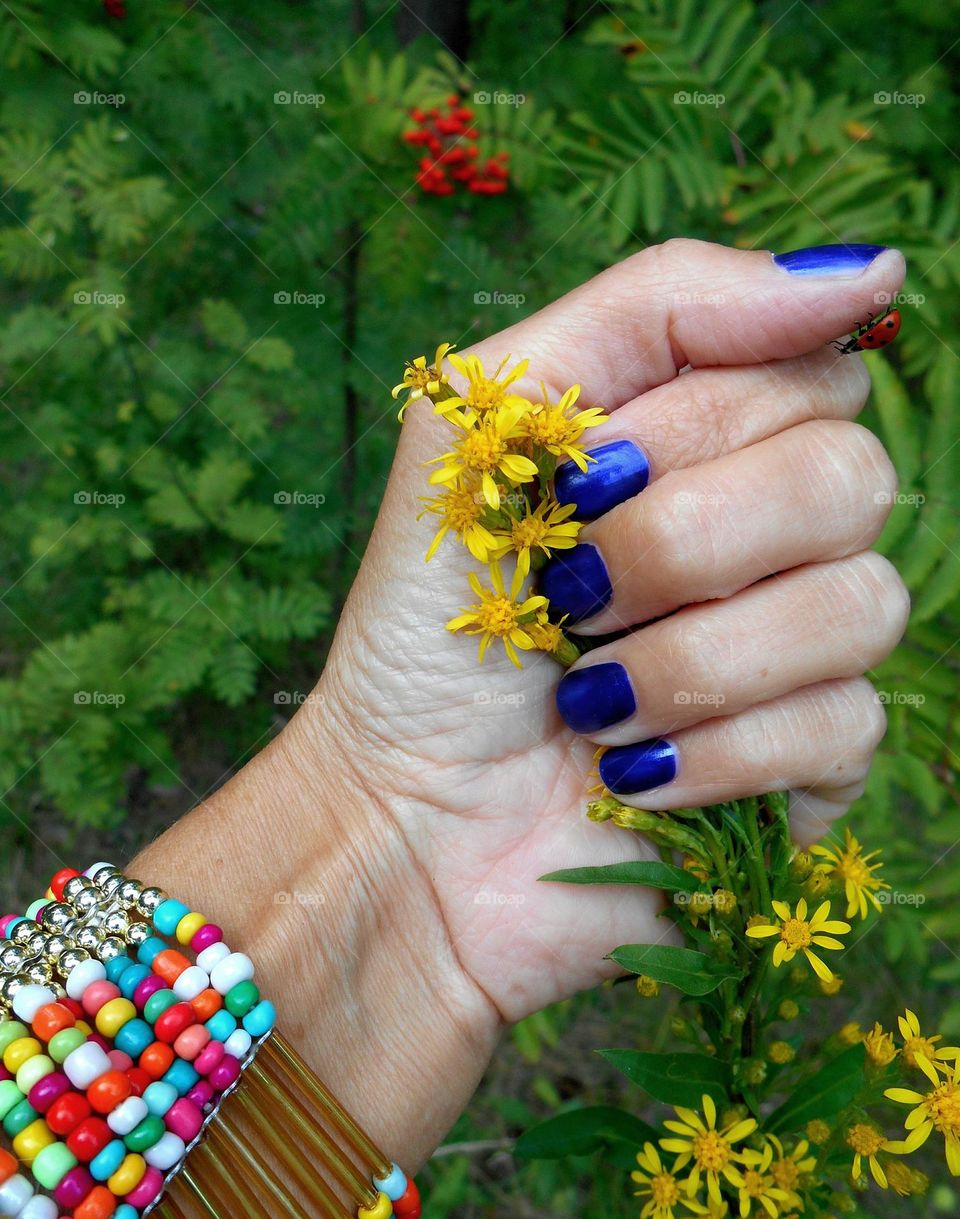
789,850,815,880
635,975,660,998
778,999,799,1020
738,1058,767,1085
713,889,737,917
806,1119,831,1145
768,1040,795,1064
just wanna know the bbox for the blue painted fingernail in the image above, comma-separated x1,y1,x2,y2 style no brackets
599,738,678,794
556,662,636,734
555,440,650,520
772,243,887,277
539,544,612,624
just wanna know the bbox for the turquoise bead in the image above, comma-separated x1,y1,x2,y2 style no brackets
206,1011,237,1042
118,964,151,999
137,936,167,966
143,990,178,1025
374,1163,408,1201
143,1082,178,1117
115,1018,153,1058
242,1000,276,1038
163,1059,199,1095
115,1206,139,1219
25,900,46,920
90,1138,127,1182
2,917,26,938
106,955,133,984
153,899,191,937
3,1098,38,1137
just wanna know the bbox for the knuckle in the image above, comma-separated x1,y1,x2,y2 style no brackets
795,419,897,527
845,551,911,649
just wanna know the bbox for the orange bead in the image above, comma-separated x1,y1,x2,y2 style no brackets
32,1002,75,1043
87,1070,132,1115
75,1184,118,1219
139,1041,175,1080
0,1147,17,1185
190,988,222,1022
151,949,191,985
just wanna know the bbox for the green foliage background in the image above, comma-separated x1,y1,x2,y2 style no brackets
0,0,958,1214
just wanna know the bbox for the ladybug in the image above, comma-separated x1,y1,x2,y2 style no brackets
831,307,901,355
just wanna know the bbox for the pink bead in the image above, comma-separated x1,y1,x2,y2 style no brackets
108,1050,133,1072
0,914,18,937
190,924,223,953
133,975,166,1009
124,1165,164,1208
207,1055,241,1092
55,1165,95,1208
174,1024,210,1062
34,904,48,924
193,1041,224,1076
81,981,120,1016
165,1098,204,1142
186,1081,214,1109
0,1066,12,1082
28,1071,70,1113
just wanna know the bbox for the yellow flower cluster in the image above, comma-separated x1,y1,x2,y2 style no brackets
394,343,607,667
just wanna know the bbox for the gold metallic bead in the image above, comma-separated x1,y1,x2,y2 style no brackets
26,961,52,985
23,932,48,958
45,934,71,963
102,911,130,938
0,945,27,973
75,927,103,953
1,974,30,1003
100,873,123,898
117,880,143,910
87,863,118,884
58,948,91,974
42,902,75,931
63,876,95,903
97,937,127,963
137,887,166,917
126,922,151,948
11,921,36,945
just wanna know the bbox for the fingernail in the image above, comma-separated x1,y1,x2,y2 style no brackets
556,662,636,734
599,738,678,794
772,243,887,277
539,544,612,624
555,440,650,520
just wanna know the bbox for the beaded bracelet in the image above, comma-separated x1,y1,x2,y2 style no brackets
0,863,421,1219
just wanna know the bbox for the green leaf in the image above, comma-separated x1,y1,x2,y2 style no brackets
598,1050,729,1107
608,944,741,995
766,1044,866,1133
514,1106,658,1160
540,862,701,890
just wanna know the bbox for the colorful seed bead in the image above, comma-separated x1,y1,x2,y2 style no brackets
161,1059,198,1097
114,1021,152,1061
138,1043,174,1082
74,1184,118,1219
152,950,191,987
204,1011,236,1043
46,1093,90,1137
173,1025,209,1062
68,1117,113,1162
117,967,150,1002
223,1030,252,1060
63,1044,112,1091
393,1178,421,1219
54,1164,95,1209
0,1079,25,1120
107,1153,145,1196
0,1023,29,1055
17,1053,54,1095
12,986,57,1024
190,924,222,953
31,1141,78,1190
185,1081,213,1110
27,1072,69,1115
171,966,207,1002
174,912,206,946
4,1036,42,1074
4,1098,39,1138
124,1115,164,1154
0,1173,34,1216
242,1000,276,1039
136,938,166,968
123,1165,163,1209
142,991,178,1027
95,1000,136,1041
358,1191,393,1219
195,944,230,975
114,1205,138,1219
12,1117,57,1163
19,1194,58,1219
105,958,131,986
0,1147,15,1184
81,983,120,1019
87,1072,132,1116
207,1055,240,1092
163,1098,203,1143
153,1003,194,1045
374,1164,408,1201
124,1069,150,1099
89,1140,126,1183
32,1004,75,1044
105,1098,147,1138
209,953,254,996
224,981,259,1019
189,989,221,1022
48,1029,86,1065
66,961,107,1003
142,1131,184,1172
193,1041,223,1076
142,1082,177,1118
152,900,190,938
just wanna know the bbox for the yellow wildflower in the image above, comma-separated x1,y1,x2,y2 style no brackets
631,1142,708,1219
636,975,661,999
440,351,531,418
418,480,499,562
862,1022,898,1067
519,382,607,470
886,1053,960,1175
810,827,889,919
837,1022,862,1047
819,974,843,996
884,1159,928,1196
735,1141,794,1217
746,899,851,982
764,1135,815,1199
805,1120,831,1146
490,497,582,577
446,561,547,667
897,1009,960,1070
845,1122,909,1188
778,1000,799,1021
393,341,455,418
769,1041,795,1065
660,1093,756,1207
428,404,538,510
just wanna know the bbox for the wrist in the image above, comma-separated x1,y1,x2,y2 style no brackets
130,697,499,1168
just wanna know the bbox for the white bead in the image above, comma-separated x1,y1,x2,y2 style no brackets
11,985,56,1023
196,943,230,974
210,952,254,996
65,957,107,1000
172,966,209,1001
224,1030,252,1059
0,1174,33,1218
63,1042,112,1090
17,1197,58,1219
107,1096,149,1136
84,861,116,879
144,1132,186,1170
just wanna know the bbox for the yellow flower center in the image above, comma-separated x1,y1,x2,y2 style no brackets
460,428,507,473
475,595,522,638
406,365,436,391
466,380,507,412
649,1172,681,1206
693,1130,731,1173
511,515,551,549
523,404,578,447
846,1124,885,1156
771,1158,799,1190
529,620,562,651
742,1168,767,1198
925,1080,960,1134
440,487,484,530
904,1035,939,1068
780,917,813,950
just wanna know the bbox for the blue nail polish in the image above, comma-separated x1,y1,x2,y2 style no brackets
555,440,650,520
539,544,612,624
556,662,636,734
599,738,678,794
772,243,887,277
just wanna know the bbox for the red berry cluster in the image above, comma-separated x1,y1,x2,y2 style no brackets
102,0,126,17
403,95,510,196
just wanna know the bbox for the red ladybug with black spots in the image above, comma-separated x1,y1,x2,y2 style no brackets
831,307,901,355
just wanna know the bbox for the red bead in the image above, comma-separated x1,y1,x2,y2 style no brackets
47,1092,91,1136
394,1178,421,1219
75,1185,118,1219
50,869,81,901
87,1070,131,1115
67,1116,113,1162
125,1068,151,1097
60,997,84,1020
153,1002,195,1044
139,1042,175,1080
